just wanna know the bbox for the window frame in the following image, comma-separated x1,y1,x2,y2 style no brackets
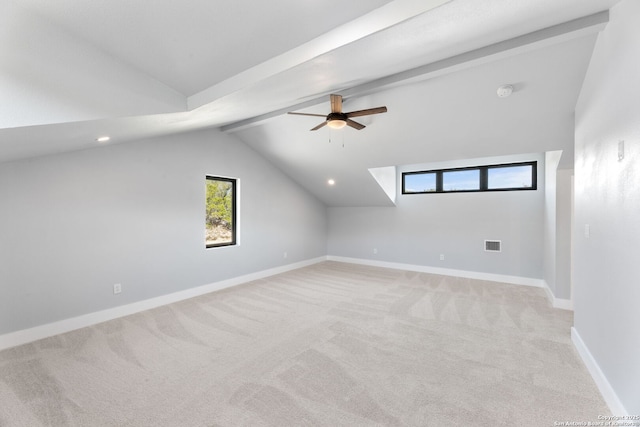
205,175,237,249
402,161,537,195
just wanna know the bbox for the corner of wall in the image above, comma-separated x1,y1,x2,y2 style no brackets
542,280,573,310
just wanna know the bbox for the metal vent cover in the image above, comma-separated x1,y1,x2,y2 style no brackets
484,240,502,252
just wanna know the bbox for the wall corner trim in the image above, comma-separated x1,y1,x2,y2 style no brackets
542,280,574,310
0,256,328,352
327,255,544,288
571,327,628,416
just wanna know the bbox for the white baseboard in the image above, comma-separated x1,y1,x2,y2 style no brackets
327,256,545,288
0,256,326,352
542,281,574,310
3,256,626,417
571,327,628,416
0,255,574,352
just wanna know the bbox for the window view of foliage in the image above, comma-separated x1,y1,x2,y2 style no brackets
205,177,235,247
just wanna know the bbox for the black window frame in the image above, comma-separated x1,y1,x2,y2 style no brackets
205,175,237,248
402,161,537,194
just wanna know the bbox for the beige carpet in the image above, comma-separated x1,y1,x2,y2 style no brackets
0,261,608,426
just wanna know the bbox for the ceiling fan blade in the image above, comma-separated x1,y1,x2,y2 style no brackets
288,112,327,117
346,119,365,130
345,106,388,118
310,121,328,131
330,94,343,113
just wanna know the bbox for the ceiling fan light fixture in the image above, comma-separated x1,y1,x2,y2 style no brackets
327,119,347,129
288,94,387,131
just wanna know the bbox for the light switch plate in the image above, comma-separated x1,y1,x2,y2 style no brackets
618,140,625,161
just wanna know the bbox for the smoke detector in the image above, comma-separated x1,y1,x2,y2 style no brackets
497,84,514,98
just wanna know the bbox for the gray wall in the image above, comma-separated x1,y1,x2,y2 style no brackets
328,153,545,279
543,151,561,295
574,0,640,414
543,151,573,301
0,128,327,335
555,168,573,300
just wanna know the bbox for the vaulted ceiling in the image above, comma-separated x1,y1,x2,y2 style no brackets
0,0,621,206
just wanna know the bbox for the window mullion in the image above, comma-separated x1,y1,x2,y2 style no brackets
480,167,488,191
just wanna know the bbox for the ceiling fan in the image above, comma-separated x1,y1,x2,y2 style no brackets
288,94,387,131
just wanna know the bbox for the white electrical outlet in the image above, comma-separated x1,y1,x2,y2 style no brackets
585,224,590,238
373,248,378,254
113,283,122,294
283,252,288,259
440,254,445,261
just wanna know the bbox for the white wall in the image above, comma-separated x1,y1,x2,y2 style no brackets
543,151,561,296
555,168,573,300
0,2,184,130
574,0,640,414
0,129,327,336
328,153,545,280
543,151,573,303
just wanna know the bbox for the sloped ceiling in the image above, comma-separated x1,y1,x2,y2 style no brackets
0,0,621,206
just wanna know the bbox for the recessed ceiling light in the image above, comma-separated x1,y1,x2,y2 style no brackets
327,179,336,186
96,136,110,143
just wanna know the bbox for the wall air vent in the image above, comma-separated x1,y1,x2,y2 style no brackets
484,240,502,252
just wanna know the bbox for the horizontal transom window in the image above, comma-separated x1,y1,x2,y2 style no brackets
402,161,537,194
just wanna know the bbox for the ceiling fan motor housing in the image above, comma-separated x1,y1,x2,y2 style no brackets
327,112,348,122
288,94,386,130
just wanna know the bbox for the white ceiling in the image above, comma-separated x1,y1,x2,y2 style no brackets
8,0,393,97
0,0,621,206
